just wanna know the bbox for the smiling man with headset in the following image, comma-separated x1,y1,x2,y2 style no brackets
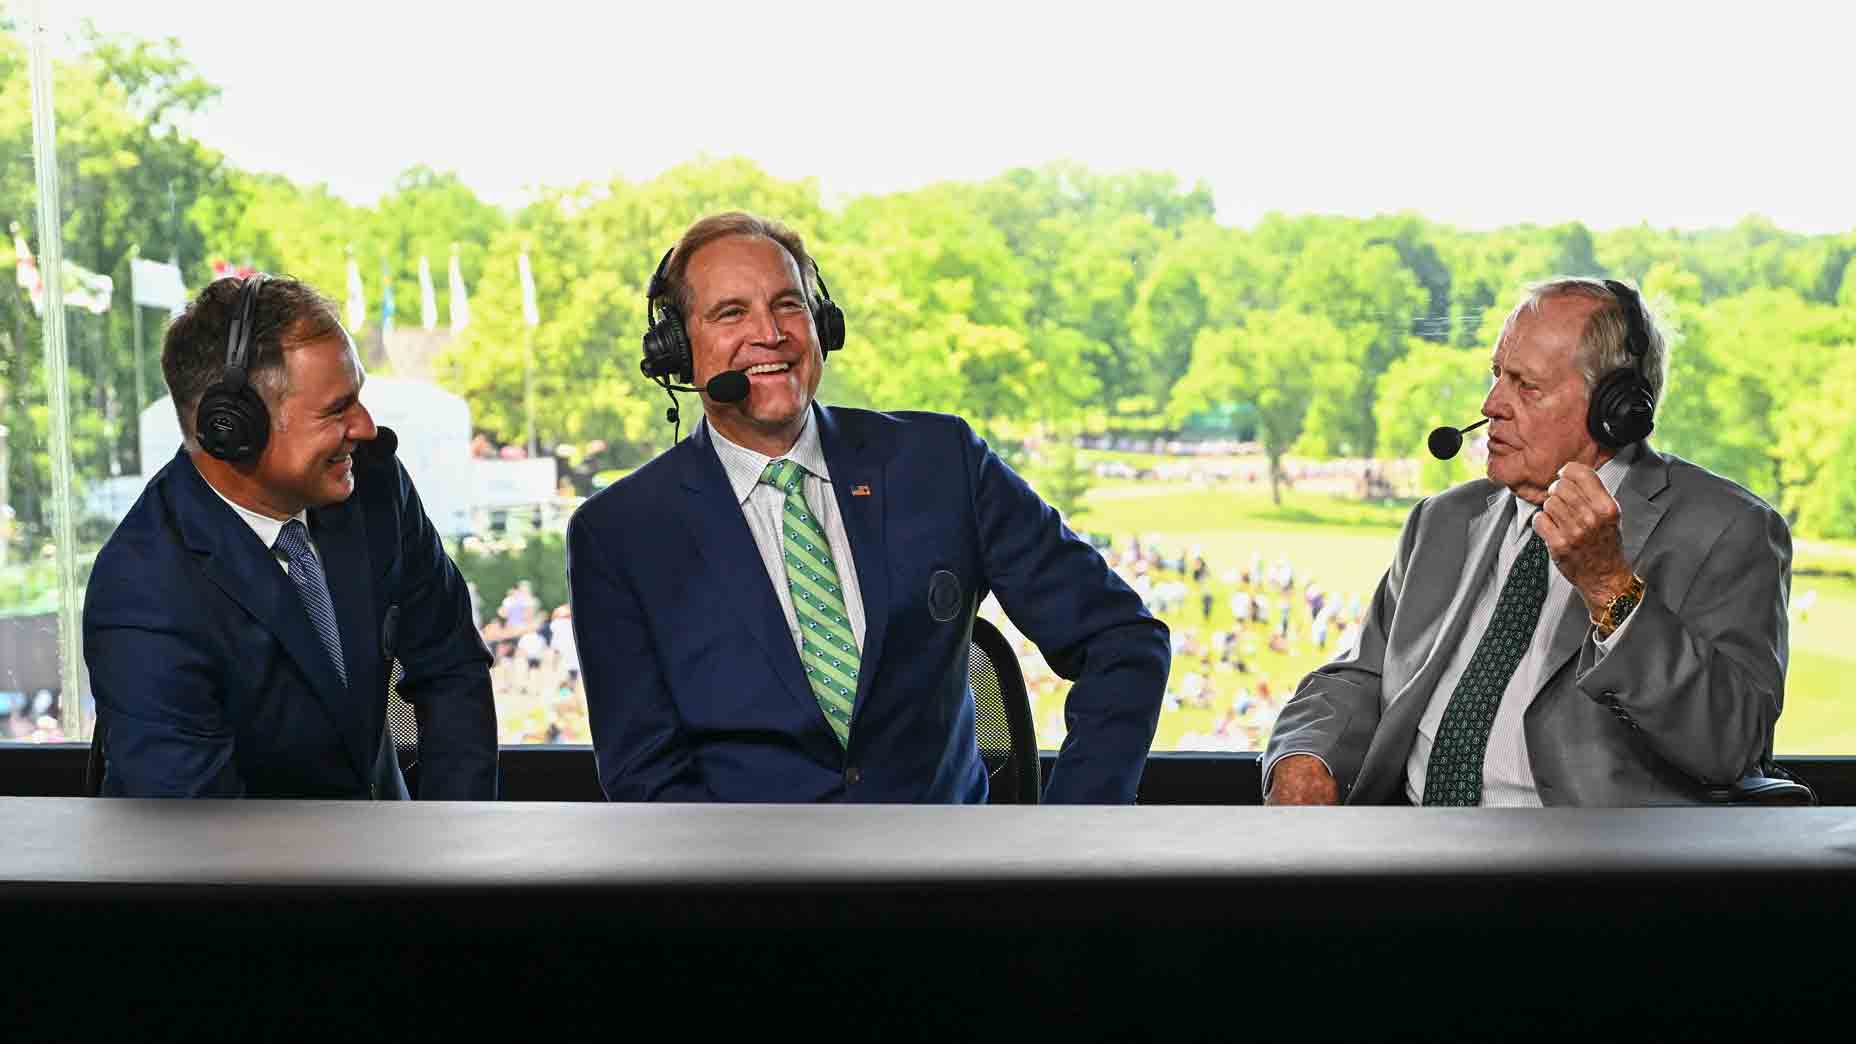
566,211,1169,803
83,274,497,799
1265,278,1792,806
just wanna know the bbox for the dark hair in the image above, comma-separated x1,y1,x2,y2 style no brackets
656,212,818,322
161,275,343,446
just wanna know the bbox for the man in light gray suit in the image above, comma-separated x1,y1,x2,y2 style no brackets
1265,278,1790,806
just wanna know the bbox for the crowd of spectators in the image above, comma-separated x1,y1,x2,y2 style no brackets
462,532,1375,753
983,534,1370,754
1,688,65,742
473,579,588,744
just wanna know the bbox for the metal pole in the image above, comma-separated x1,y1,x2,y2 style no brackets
130,247,146,458
28,0,90,740
524,327,537,459
0,421,10,570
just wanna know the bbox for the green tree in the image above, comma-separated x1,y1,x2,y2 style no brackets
829,182,1099,432
364,165,508,352
1130,219,1276,419
1168,310,1352,505
1026,435,1093,524
1,23,224,553
1779,349,1856,540
1280,231,1424,456
433,157,826,464
1655,288,1856,515
1372,339,1489,493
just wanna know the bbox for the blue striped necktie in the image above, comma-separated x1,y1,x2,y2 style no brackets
274,518,348,687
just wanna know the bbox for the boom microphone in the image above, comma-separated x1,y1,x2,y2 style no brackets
706,369,749,403
1427,418,1490,460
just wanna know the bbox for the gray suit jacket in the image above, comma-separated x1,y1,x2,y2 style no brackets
1263,446,1791,806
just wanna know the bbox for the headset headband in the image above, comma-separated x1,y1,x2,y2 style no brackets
224,273,269,389
647,243,831,320
1603,279,1648,359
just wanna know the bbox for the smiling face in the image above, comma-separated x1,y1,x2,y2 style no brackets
1481,293,1609,504
682,233,822,456
248,331,377,516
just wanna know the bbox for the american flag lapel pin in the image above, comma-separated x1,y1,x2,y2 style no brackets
851,484,872,497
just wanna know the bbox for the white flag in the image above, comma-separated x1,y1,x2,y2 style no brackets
418,255,438,331
130,256,187,311
11,222,112,315
447,244,470,332
345,247,365,329
518,251,539,328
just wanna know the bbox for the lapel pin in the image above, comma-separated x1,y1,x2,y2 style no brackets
851,484,872,497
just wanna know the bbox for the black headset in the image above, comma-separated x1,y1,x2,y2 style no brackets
196,273,272,462
639,245,846,386
1588,279,1657,449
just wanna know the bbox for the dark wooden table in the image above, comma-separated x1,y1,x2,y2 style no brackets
6,799,1853,1040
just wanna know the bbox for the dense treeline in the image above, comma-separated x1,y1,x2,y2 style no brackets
3,25,1853,557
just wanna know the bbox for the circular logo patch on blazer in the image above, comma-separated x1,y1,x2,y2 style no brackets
927,569,963,622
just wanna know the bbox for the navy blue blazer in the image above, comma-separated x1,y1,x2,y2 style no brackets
82,431,497,799
566,405,1168,803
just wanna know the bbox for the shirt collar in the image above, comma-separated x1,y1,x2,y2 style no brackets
1507,441,1639,543
707,409,831,506
200,469,309,551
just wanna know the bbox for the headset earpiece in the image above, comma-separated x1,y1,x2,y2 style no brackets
639,248,694,384
196,273,272,463
1586,279,1656,449
812,266,846,356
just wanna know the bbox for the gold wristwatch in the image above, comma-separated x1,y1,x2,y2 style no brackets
1594,574,1646,639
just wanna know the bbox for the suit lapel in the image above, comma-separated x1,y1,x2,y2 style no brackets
679,424,815,715
815,406,888,725
171,454,368,780
1532,444,1671,698
1350,489,1510,802
310,496,381,780
1388,489,1509,713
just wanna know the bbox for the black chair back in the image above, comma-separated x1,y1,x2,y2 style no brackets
968,616,1041,804
1705,761,1817,806
386,658,421,790
85,716,107,797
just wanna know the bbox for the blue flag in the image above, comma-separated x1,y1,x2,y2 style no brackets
382,263,396,337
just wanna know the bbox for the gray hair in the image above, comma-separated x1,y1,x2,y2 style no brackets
1502,276,1668,404
658,211,819,323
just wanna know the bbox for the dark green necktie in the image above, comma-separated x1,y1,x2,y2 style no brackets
1422,531,1549,806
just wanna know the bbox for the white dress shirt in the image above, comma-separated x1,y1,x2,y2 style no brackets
706,414,868,656
202,469,319,575
1403,445,1640,806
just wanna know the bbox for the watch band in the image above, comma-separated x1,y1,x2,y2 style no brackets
1594,574,1646,639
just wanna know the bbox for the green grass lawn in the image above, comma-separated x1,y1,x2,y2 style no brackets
1007,469,1856,757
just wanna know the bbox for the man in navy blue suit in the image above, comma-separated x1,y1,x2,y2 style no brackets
83,275,496,799
567,212,1168,803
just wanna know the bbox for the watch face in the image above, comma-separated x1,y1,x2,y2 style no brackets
1610,580,1644,628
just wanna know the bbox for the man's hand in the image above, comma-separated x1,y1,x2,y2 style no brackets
1535,462,1634,619
1265,754,1340,806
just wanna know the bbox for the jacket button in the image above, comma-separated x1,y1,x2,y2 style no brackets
844,766,862,786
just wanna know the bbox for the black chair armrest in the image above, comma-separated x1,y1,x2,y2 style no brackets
1703,774,1816,806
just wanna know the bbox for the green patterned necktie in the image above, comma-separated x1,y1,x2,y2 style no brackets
1422,531,1550,806
760,459,860,748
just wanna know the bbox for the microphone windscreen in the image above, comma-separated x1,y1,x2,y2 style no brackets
706,369,749,403
1427,426,1462,461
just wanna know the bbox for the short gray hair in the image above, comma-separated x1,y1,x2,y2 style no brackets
1502,276,1668,404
